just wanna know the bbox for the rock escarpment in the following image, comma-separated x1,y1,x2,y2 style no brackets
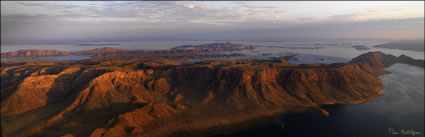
1,52,423,137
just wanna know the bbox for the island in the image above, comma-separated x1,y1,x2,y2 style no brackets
1,42,256,61
75,43,121,46
351,45,370,50
374,40,424,52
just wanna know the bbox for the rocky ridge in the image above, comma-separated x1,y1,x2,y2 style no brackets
1,52,423,137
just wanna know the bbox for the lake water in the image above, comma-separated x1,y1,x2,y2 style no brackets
1,40,424,62
212,63,424,137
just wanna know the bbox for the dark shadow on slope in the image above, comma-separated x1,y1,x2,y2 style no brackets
32,103,147,137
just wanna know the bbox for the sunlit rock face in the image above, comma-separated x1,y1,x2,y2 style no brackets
1,52,423,137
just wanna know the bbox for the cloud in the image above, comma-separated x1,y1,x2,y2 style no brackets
183,3,195,9
1,1,424,44
327,6,424,22
235,1,279,9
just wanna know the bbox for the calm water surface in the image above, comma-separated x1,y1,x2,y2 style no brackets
213,64,424,137
2,40,424,61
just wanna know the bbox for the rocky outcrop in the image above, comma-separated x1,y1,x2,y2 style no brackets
1,52,422,137
92,103,182,137
1,67,81,115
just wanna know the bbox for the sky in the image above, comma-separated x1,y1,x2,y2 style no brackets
1,1,424,44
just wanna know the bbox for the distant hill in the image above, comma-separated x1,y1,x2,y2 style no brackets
374,40,424,52
1,42,255,60
351,45,370,50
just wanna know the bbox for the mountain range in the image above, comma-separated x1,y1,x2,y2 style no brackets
1,51,423,137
